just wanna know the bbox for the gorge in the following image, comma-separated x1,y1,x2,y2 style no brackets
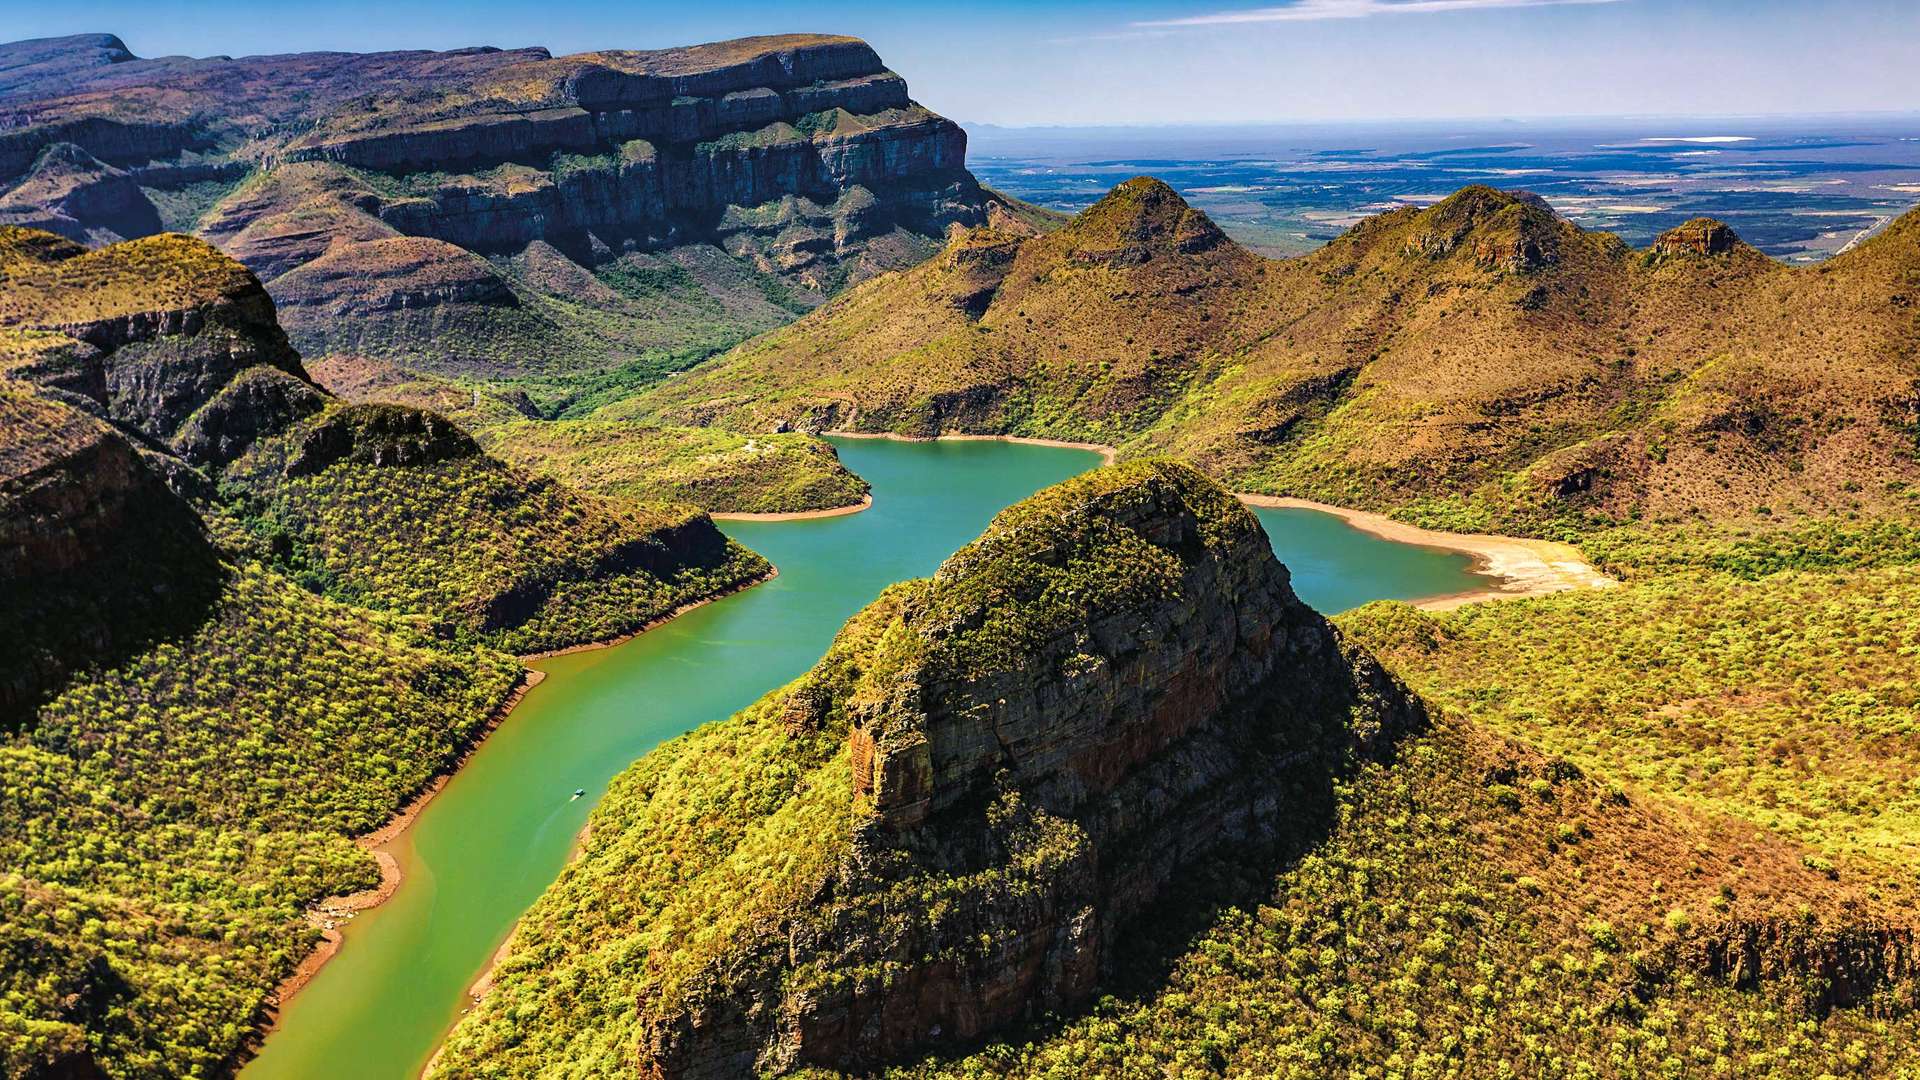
4,18,1920,1080
246,436,1495,1078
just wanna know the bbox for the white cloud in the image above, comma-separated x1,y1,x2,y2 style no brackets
1137,0,1626,28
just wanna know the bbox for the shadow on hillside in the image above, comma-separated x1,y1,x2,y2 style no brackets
898,691,1429,1074
0,483,225,733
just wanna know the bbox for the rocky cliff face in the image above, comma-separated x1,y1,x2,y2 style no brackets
0,224,767,656
0,32,999,387
708,462,1423,1077
0,227,312,460
0,377,221,727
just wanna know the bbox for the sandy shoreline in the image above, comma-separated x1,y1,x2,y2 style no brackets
259,667,548,1030
257,565,779,1035
710,494,873,522
1236,494,1618,609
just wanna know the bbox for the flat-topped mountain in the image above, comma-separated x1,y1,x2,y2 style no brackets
0,32,1023,405
626,179,1920,532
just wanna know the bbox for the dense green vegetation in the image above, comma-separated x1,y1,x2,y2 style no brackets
1,223,790,1076
220,405,771,655
483,420,869,514
436,463,1920,1078
140,177,250,234
1346,523,1920,879
886,720,1919,1080
301,360,871,514
2,560,524,1077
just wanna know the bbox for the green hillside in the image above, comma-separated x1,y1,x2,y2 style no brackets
432,464,1918,1079
626,180,1920,537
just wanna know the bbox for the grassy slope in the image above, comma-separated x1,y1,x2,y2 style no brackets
1345,523,1920,877
305,356,870,514
0,231,257,322
2,433,523,1074
626,180,1920,537
0,226,777,1075
219,403,770,655
482,420,869,514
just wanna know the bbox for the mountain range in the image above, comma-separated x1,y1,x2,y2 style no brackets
0,32,1045,411
626,177,1920,533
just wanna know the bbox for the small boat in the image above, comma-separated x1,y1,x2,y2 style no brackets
570,788,586,801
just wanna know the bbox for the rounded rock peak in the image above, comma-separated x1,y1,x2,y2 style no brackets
1061,176,1228,263
1425,184,1557,227
1651,217,1745,259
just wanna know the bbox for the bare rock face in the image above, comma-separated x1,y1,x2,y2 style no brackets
172,364,329,466
281,403,481,477
0,33,992,372
0,382,220,726
0,228,313,460
1653,217,1741,260
0,142,161,245
634,461,1426,1078
0,385,154,579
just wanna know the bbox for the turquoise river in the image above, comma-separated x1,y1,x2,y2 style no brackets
244,437,1482,1078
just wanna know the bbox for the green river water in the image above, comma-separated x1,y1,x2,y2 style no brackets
243,437,1481,1078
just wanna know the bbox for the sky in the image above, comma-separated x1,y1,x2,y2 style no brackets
3,0,1918,126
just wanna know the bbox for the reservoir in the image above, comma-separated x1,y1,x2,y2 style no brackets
244,437,1481,1078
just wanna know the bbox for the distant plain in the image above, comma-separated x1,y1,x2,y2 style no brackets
970,118,1920,259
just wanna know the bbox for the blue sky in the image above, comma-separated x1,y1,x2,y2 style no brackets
4,0,1917,125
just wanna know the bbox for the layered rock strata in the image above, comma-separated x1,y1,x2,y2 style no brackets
0,33,997,380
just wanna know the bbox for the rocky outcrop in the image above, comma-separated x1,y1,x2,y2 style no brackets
282,402,481,477
0,382,220,726
1690,918,1918,1015
0,385,156,579
275,37,919,174
0,229,314,461
1652,217,1741,260
268,236,518,316
172,364,329,466
631,461,1426,1078
1402,185,1562,273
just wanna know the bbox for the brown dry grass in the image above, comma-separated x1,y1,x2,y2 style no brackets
632,181,1920,533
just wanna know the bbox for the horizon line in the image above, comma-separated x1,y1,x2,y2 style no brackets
960,109,1920,132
